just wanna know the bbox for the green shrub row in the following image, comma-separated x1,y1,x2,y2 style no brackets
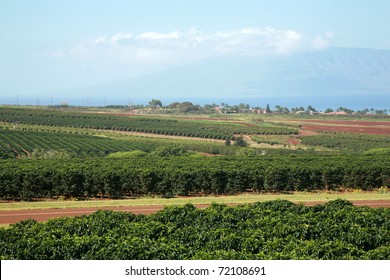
301,133,390,152
1,200,389,259
0,155,388,200
0,107,298,139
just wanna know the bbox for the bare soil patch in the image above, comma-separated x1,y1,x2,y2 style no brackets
285,119,390,135
288,137,300,145
298,129,319,136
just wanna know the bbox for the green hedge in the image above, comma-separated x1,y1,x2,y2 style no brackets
1,200,389,260
0,155,389,200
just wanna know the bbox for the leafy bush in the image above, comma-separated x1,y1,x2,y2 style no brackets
1,200,389,260
150,146,189,156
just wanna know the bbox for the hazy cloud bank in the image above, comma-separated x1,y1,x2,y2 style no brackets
51,27,334,67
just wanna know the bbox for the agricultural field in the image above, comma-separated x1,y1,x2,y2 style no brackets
0,126,245,159
301,133,390,153
0,106,389,200
1,200,389,259
0,129,164,158
0,105,390,260
0,107,298,140
0,155,389,200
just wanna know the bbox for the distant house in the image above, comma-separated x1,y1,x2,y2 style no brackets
239,108,254,113
323,111,348,115
214,106,222,113
252,109,264,114
295,110,321,115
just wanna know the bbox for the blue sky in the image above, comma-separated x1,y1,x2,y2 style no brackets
1,0,390,101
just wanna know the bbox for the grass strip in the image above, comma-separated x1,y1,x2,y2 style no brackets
0,192,389,211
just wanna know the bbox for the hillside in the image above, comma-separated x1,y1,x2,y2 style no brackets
49,47,390,108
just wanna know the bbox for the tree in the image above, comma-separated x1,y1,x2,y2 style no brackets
178,102,203,113
356,108,369,115
168,102,180,109
375,109,385,115
238,103,250,111
233,136,248,147
148,99,162,109
306,105,317,113
274,105,289,114
203,103,217,111
274,105,284,113
337,107,354,114
291,107,304,113
324,108,334,113
265,104,271,114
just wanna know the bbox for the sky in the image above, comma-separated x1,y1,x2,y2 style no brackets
1,0,390,103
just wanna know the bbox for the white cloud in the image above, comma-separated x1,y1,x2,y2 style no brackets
110,33,133,44
138,31,180,40
52,27,333,67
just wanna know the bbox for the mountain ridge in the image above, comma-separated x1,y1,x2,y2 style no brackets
48,47,390,108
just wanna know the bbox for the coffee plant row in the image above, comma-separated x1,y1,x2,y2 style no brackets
0,129,162,158
0,107,298,139
0,155,388,200
1,200,389,260
301,133,390,152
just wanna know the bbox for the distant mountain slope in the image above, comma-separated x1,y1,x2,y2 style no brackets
51,47,390,108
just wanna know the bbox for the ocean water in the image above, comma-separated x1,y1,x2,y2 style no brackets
1,93,389,111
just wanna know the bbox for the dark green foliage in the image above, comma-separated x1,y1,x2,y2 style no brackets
0,107,298,140
0,155,389,200
0,127,253,157
301,133,390,152
150,146,188,156
233,136,248,147
1,200,389,260
0,129,162,158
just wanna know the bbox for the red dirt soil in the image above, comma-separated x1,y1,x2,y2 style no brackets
1,201,389,225
288,137,300,145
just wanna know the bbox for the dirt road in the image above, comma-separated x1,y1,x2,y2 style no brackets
1,200,389,225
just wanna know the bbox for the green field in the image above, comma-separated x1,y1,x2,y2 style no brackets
0,107,298,140
1,200,389,260
301,133,390,152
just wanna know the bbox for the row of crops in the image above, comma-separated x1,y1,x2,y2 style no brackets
301,133,390,152
1,200,389,259
0,129,163,158
0,127,314,159
0,155,388,199
0,107,298,139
